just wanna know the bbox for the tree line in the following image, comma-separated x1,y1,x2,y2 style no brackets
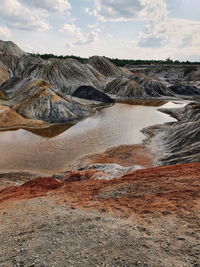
30,53,200,67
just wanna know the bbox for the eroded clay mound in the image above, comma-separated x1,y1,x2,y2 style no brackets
88,56,126,77
0,105,48,130
0,77,94,124
14,56,107,94
0,64,9,85
0,40,25,76
153,102,200,165
169,84,200,96
104,75,174,99
127,64,200,84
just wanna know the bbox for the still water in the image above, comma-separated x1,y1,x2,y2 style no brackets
0,102,184,175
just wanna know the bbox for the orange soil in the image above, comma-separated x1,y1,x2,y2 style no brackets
76,144,153,168
1,163,200,217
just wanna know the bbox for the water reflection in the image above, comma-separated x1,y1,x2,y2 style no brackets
0,103,181,175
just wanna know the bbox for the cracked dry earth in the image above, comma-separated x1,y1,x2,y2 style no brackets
0,163,200,267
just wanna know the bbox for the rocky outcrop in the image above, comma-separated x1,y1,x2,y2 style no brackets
72,85,114,103
0,77,95,124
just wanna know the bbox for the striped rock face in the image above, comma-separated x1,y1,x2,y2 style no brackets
0,77,97,124
0,64,9,85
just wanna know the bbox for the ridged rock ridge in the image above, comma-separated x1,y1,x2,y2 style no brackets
152,102,200,165
104,75,175,99
0,64,9,85
127,64,200,84
88,56,127,77
169,84,200,96
15,56,107,95
0,40,25,76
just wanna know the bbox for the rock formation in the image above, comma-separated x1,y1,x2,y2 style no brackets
0,64,9,85
149,102,200,165
127,64,200,85
0,105,48,130
1,40,199,102
0,40,25,76
169,84,200,96
88,56,126,77
104,75,175,99
15,56,107,94
0,77,95,124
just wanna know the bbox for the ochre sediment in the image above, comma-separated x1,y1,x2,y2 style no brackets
76,144,153,168
1,163,200,217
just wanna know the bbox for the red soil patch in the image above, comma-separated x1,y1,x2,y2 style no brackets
76,144,153,168
1,164,200,217
0,177,63,204
22,177,63,189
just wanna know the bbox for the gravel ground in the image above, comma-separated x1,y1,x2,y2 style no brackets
1,196,200,267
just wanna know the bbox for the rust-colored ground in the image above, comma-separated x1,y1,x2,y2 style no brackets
1,163,200,217
76,144,153,168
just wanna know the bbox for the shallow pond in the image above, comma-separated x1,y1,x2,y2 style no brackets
0,102,186,175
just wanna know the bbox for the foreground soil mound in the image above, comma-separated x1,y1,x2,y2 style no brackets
1,163,200,266
1,163,200,214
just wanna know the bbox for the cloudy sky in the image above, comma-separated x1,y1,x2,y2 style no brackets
0,0,200,60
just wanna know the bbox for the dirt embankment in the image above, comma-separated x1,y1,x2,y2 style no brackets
75,144,153,169
1,163,200,266
1,163,200,216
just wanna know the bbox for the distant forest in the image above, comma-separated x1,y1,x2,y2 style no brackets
30,53,200,67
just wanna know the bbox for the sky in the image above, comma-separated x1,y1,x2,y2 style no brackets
0,0,200,61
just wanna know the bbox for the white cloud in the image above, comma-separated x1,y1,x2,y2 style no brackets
60,23,102,47
138,0,168,47
167,18,200,56
0,0,50,31
0,26,12,39
60,23,82,36
126,17,200,60
107,33,113,38
18,0,71,13
92,0,144,22
91,0,169,47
